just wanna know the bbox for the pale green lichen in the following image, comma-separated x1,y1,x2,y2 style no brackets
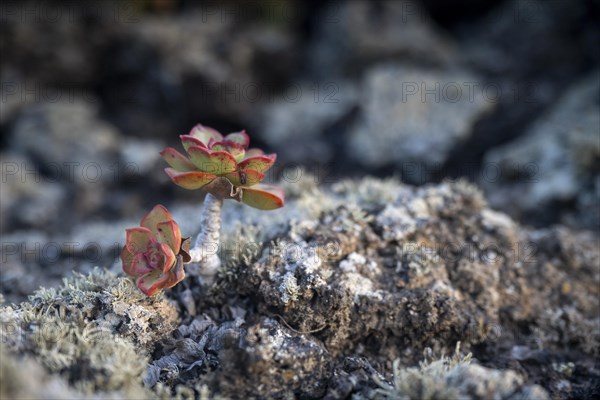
371,343,548,400
0,268,179,397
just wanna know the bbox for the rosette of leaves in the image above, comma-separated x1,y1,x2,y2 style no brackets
161,124,284,210
121,205,190,296
160,124,285,280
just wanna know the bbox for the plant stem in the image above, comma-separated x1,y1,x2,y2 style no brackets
189,193,223,281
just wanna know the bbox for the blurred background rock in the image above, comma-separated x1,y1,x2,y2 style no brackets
1,0,599,301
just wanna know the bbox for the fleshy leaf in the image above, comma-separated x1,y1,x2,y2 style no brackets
238,155,276,173
124,252,154,276
224,130,250,148
125,227,154,253
163,257,185,289
224,168,265,187
121,247,152,277
210,141,246,162
241,185,285,210
141,205,173,235
159,242,177,274
189,124,223,145
244,148,264,158
121,246,135,271
165,168,217,190
136,270,171,296
180,135,207,152
156,220,182,253
187,146,238,175
160,147,196,172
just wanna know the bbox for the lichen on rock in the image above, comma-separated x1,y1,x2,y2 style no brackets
0,269,178,398
1,177,598,399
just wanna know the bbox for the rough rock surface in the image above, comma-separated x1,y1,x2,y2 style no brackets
348,65,495,175
250,82,359,165
482,72,600,230
2,177,597,399
308,0,456,78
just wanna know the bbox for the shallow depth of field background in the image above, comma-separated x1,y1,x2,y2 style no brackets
1,0,599,301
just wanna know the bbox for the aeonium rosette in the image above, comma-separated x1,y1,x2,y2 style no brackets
121,205,190,296
160,124,284,210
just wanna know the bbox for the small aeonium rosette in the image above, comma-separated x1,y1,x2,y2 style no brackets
160,124,284,210
121,204,190,296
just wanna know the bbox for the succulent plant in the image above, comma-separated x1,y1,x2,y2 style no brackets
160,124,285,281
161,124,284,210
121,205,190,296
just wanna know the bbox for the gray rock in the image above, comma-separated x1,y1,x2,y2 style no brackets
482,72,600,229
348,64,495,173
308,0,456,78
251,82,358,163
119,137,164,177
128,11,296,124
10,100,119,179
0,152,66,232
219,318,332,399
2,177,598,399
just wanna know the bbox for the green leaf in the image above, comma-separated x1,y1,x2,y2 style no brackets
160,147,196,172
180,135,207,152
187,146,238,175
188,124,223,145
238,155,276,173
136,270,170,296
125,227,153,253
165,168,217,190
244,148,264,158
210,141,246,162
121,247,152,277
224,168,265,187
241,185,285,210
140,205,173,235
163,256,185,289
156,220,182,254
158,242,177,274
224,130,250,148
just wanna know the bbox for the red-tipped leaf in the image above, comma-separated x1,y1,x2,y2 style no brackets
163,257,185,289
125,227,154,254
189,124,223,145
160,147,196,172
241,185,285,210
122,247,152,277
165,168,217,190
180,135,207,152
224,168,265,187
156,220,182,253
141,205,173,235
187,146,238,175
124,252,154,276
158,242,177,274
210,141,246,162
224,130,250,148
238,155,276,173
244,148,264,158
136,270,171,296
